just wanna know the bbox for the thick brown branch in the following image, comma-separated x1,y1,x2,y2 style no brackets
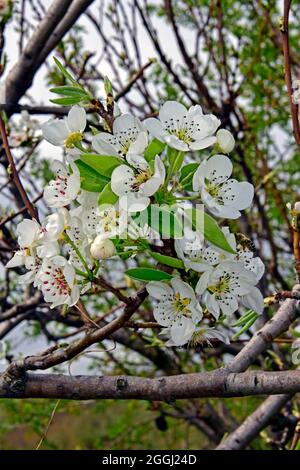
3,0,95,116
2,370,300,400
216,394,292,450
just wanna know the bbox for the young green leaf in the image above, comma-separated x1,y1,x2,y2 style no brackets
49,86,88,97
186,208,236,254
149,251,184,269
75,160,109,192
135,205,183,238
98,182,119,206
50,97,83,106
179,163,199,190
144,139,166,162
125,268,173,282
80,154,123,178
53,57,78,85
232,312,259,340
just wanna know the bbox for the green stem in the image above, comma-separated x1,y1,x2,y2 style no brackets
63,233,93,280
178,171,196,189
75,268,90,278
164,150,183,188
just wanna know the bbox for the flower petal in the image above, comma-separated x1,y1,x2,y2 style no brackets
146,281,173,300
111,165,134,196
144,117,166,141
241,287,264,314
159,100,187,122
170,316,195,346
67,105,86,132
92,133,119,156
42,119,69,146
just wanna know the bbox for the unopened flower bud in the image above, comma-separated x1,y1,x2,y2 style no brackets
90,235,116,260
294,201,300,212
216,129,235,153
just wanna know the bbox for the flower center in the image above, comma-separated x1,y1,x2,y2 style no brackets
64,131,83,149
175,127,193,143
205,181,220,198
131,169,152,191
173,292,191,314
109,128,139,157
43,267,70,296
208,274,231,295
163,116,201,144
100,210,120,232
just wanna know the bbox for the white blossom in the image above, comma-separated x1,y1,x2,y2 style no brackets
146,278,203,346
44,159,80,208
15,211,66,253
193,154,254,219
66,216,92,269
189,325,230,347
92,114,148,160
196,260,262,319
96,205,128,238
72,191,100,237
111,155,165,212
145,101,220,152
38,255,79,308
42,105,86,149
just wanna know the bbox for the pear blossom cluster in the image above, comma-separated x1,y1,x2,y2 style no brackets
7,99,265,347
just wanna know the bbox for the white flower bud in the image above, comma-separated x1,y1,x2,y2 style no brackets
216,129,235,153
294,201,300,212
90,235,116,260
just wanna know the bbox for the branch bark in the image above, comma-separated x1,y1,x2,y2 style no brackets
216,284,300,449
3,0,95,116
216,393,292,450
1,370,300,400
225,284,300,373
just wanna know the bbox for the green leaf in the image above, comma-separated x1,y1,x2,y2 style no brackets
144,139,166,161
167,146,178,163
179,163,199,190
165,148,184,186
53,57,77,85
186,208,236,254
50,97,83,106
50,86,88,97
104,76,113,96
125,268,173,282
80,154,123,178
232,313,258,340
232,310,257,327
149,251,184,269
75,160,109,192
98,182,119,206
134,205,183,238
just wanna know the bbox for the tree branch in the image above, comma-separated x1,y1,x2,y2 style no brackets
2,370,300,400
3,0,95,116
225,284,300,373
216,393,292,450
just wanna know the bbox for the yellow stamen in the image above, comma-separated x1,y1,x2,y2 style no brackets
64,131,83,149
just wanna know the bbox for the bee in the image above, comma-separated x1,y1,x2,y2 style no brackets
235,233,256,254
